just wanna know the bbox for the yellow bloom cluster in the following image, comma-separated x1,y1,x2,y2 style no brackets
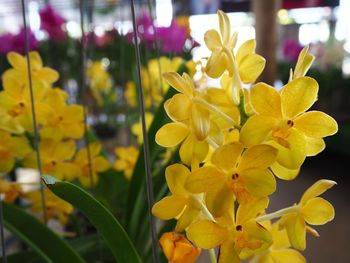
0,52,110,222
152,11,337,263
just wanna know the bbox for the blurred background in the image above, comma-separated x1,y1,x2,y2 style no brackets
0,0,349,262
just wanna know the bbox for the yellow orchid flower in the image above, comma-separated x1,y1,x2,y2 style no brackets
152,163,212,231
23,139,79,180
3,52,59,87
124,81,137,107
131,112,154,145
278,179,336,251
26,188,73,224
0,179,23,203
204,10,238,78
0,131,31,173
40,88,84,141
74,142,110,188
187,198,272,263
113,146,139,180
0,107,24,134
159,232,201,263
240,77,338,173
0,77,50,132
250,222,306,263
185,142,277,207
204,11,265,87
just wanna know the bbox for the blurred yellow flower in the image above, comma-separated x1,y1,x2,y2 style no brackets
125,81,137,108
74,143,110,188
3,52,58,87
131,112,154,144
0,179,23,203
113,146,139,180
23,139,78,180
26,188,73,224
0,131,31,173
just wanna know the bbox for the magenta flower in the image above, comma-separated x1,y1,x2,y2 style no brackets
39,5,66,42
0,27,38,55
156,20,187,54
282,38,303,63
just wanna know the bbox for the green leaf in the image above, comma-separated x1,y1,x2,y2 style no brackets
44,175,142,263
2,203,85,263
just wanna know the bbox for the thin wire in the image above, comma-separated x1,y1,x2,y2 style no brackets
130,0,159,262
146,0,164,97
20,0,48,225
79,0,95,189
0,200,7,263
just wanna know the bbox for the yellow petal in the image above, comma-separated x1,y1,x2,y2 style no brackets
250,83,282,118
155,123,189,147
93,156,110,172
242,169,276,197
271,162,299,180
211,143,243,172
204,29,222,51
218,10,230,44
29,51,43,70
163,72,192,97
270,129,306,170
185,166,226,193
206,49,228,78
239,144,277,171
305,137,325,157
187,220,227,249
191,103,210,141
166,163,190,195
283,214,306,251
294,111,338,138
7,52,25,70
280,77,318,119
235,39,256,65
38,67,59,83
206,185,235,219
301,197,335,225
0,158,15,174
236,197,269,224
238,53,266,84
152,195,187,220
271,249,306,263
240,115,278,147
167,93,191,121
175,205,200,232
294,46,314,79
218,239,240,263
179,134,208,166
53,140,76,160
300,179,336,205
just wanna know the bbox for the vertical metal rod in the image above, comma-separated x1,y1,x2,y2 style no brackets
130,0,159,262
146,0,164,96
20,0,48,225
0,200,7,263
79,0,95,189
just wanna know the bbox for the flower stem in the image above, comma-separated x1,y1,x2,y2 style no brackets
256,205,300,223
193,97,240,129
209,248,217,263
191,195,216,222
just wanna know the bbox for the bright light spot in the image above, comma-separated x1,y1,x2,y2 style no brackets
28,1,40,31
16,168,40,193
156,0,173,27
277,9,292,25
342,57,350,76
289,7,330,24
299,23,329,45
66,21,81,38
94,26,105,37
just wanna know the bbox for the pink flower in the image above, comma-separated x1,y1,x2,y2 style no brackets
39,5,66,42
0,27,38,55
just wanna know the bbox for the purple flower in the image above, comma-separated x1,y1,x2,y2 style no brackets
282,38,303,63
39,5,66,42
156,20,187,54
0,27,38,55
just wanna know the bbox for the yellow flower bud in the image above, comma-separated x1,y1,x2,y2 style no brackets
159,232,201,263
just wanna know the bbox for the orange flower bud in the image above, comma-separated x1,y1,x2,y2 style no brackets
159,232,201,263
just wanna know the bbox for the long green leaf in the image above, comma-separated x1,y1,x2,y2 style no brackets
44,175,142,263
3,203,85,263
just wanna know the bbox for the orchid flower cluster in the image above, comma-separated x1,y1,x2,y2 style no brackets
152,11,338,263
0,51,110,222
